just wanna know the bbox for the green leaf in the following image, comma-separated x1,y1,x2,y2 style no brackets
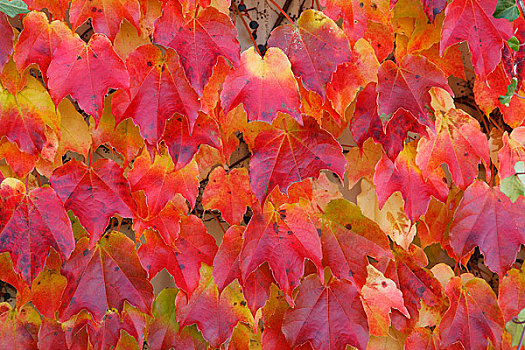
494,0,520,21
506,308,525,346
499,77,518,106
500,175,525,202
0,0,29,17
509,36,520,51
516,160,525,184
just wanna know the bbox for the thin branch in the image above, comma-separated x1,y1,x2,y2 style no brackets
267,0,295,24
232,2,262,56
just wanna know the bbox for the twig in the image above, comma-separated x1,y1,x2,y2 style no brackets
232,2,262,56
267,0,294,24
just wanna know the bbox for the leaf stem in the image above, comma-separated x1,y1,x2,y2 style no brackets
232,2,262,56
209,210,227,235
267,0,295,24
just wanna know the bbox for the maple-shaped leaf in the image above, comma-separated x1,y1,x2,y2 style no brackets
212,225,244,292
326,38,379,118
87,309,139,350
0,76,59,156
392,0,447,22
405,327,441,350
498,127,525,180
449,180,525,276
319,0,367,42
377,54,452,131
361,264,410,336
47,33,129,122
385,245,447,329
321,198,392,287
282,274,369,350
162,113,221,171
416,108,490,190
175,265,253,348
90,95,144,167
0,303,40,349
69,0,140,41
374,141,448,220
50,158,136,245
112,45,200,145
440,0,512,77
59,232,154,322
146,288,207,350
138,216,217,296
439,275,504,349
202,167,254,225
38,318,68,350
128,147,198,215
0,178,75,283
240,203,323,300
0,13,13,72
153,0,240,95
268,9,351,98
260,285,293,350
13,11,71,82
249,115,345,203
499,265,525,324
220,47,302,124
242,264,275,316
24,0,69,20
56,99,92,160
31,250,67,318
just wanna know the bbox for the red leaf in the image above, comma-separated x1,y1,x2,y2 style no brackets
50,158,136,246
319,0,367,42
128,147,198,215
162,113,221,171
240,203,322,300
282,274,369,350
405,327,440,350
220,47,302,124
153,1,240,95
212,225,243,292
242,264,274,316
249,115,345,203
439,275,504,349
25,0,70,21
88,309,137,350
175,265,253,348
38,318,68,350
440,0,512,77
202,167,254,225
0,303,40,350
416,108,490,190
377,55,451,131
59,232,154,322
0,178,75,283
0,14,14,72
13,11,71,82
138,215,217,296
112,45,200,145
449,181,525,276
497,127,525,180
69,0,141,41
268,10,351,98
499,266,525,324
374,142,448,220
321,198,392,287
47,33,129,122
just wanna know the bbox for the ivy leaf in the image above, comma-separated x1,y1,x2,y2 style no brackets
59,232,154,322
499,264,525,323
497,127,525,180
138,216,217,297
449,180,525,276
508,36,520,51
0,303,40,349
0,13,13,71
0,178,75,283
202,167,254,225
239,203,323,300
153,0,240,95
220,47,302,124
321,198,392,287
47,33,129,122
69,0,140,41
377,55,452,131
405,327,441,350
440,0,512,77
112,45,200,145
212,225,244,293
493,0,520,21
439,275,504,349
13,11,71,82
500,172,525,202
415,108,490,190
0,0,29,17
282,274,369,350
38,318,68,350
175,265,253,348
268,9,351,98
506,307,525,346
49,158,136,245
249,115,345,204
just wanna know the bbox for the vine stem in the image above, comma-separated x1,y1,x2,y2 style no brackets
232,2,262,56
267,0,295,24
209,210,227,235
